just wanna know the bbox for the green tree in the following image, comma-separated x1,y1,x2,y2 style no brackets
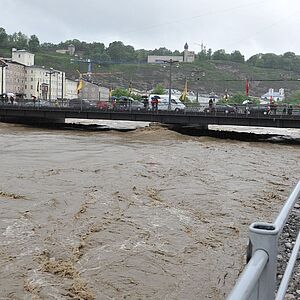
96,53,111,64
85,42,105,60
112,87,131,98
8,31,28,49
285,90,300,104
28,35,40,52
40,42,58,51
0,27,8,48
282,52,296,59
197,49,208,61
135,49,148,63
106,41,136,63
218,92,259,105
111,87,140,100
152,84,165,94
150,47,172,56
212,49,229,60
173,50,181,56
230,50,244,63
247,54,261,66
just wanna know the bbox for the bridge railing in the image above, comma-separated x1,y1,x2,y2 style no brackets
1,100,300,118
227,180,300,300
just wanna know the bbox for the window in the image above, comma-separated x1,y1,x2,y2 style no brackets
31,85,33,89
25,85,27,89
31,78,33,81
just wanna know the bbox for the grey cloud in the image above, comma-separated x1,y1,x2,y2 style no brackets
1,0,299,57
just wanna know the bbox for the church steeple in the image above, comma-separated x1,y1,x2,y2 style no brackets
184,42,189,50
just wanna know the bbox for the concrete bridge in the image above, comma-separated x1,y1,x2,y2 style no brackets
0,105,300,129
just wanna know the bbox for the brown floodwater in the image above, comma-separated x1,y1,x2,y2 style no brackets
0,121,300,299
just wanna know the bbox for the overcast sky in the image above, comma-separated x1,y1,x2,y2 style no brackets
2,0,299,58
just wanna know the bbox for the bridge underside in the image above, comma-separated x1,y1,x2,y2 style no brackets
0,116,65,125
0,107,300,128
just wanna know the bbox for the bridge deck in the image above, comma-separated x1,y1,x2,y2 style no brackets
0,105,300,128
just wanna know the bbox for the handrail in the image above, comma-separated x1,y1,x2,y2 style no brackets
227,180,300,300
227,250,269,300
274,180,300,230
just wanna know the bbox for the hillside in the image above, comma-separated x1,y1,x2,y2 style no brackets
2,48,300,98
92,61,300,98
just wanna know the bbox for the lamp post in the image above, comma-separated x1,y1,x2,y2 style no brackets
163,59,179,110
45,68,57,101
196,72,205,103
0,60,8,95
61,72,64,101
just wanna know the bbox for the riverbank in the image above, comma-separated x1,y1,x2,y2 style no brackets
277,201,300,299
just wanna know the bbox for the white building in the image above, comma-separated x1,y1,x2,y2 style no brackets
56,44,75,56
4,60,26,96
0,59,7,94
147,43,195,64
1,49,109,101
148,55,183,64
65,78,78,99
24,66,66,100
261,88,285,101
12,48,34,66
183,43,195,62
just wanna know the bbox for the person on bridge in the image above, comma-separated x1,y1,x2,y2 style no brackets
143,97,149,110
151,97,158,111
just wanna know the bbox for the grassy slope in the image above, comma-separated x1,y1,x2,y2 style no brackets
1,48,300,97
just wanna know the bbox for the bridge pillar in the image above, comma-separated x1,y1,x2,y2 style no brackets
168,124,209,135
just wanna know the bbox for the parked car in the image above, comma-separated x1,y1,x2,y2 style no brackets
148,95,186,112
116,96,144,111
69,99,92,109
38,100,52,107
204,104,236,114
96,100,111,110
247,105,270,115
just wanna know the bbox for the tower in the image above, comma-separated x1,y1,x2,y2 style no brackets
184,43,189,62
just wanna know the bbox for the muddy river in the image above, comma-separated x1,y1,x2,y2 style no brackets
0,121,299,299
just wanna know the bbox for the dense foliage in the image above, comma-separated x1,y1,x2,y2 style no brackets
2,26,300,70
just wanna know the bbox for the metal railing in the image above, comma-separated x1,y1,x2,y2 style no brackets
227,180,300,300
1,100,300,117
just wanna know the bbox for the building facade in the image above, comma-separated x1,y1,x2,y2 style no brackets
4,60,26,96
183,43,195,63
1,49,110,101
80,80,101,100
24,66,66,100
0,59,7,94
147,55,183,64
261,88,285,101
147,43,195,64
65,78,78,99
12,49,34,66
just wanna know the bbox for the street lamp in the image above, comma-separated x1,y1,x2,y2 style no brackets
45,68,58,101
196,72,205,103
0,60,8,95
163,59,179,110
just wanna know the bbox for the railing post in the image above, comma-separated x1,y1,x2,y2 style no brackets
248,222,279,300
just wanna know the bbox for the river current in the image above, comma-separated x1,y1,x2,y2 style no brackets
0,120,299,299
